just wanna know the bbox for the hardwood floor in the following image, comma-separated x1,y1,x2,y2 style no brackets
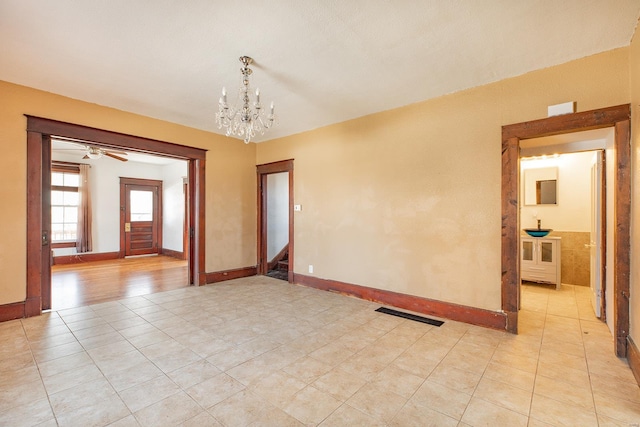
51,255,188,311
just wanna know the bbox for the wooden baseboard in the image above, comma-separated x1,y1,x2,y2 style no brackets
627,337,640,386
206,266,257,284
0,301,26,322
53,251,120,265
161,248,185,260
293,274,507,331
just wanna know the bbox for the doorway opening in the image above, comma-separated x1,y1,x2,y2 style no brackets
26,116,207,317
257,160,294,282
519,136,609,320
501,104,630,357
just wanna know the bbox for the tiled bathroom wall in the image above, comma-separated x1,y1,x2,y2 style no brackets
552,231,590,286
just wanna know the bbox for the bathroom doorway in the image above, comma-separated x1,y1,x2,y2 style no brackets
518,141,608,321
501,104,630,357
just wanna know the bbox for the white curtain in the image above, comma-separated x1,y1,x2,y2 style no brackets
76,164,93,252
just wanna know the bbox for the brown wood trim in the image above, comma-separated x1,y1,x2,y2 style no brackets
51,162,81,172
294,274,507,331
183,181,189,261
501,104,631,357
256,159,294,174
614,119,631,357
600,152,607,322
27,117,207,313
288,167,294,283
257,173,268,275
267,244,289,271
26,131,43,318
53,251,120,265
26,116,206,160
206,266,257,283
627,337,640,386
502,104,631,140
41,135,52,311
256,159,294,282
51,185,78,193
119,177,163,186
0,302,26,322
501,136,520,333
193,158,206,285
52,242,76,249
162,248,184,260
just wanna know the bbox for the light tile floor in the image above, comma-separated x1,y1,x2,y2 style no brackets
0,277,638,426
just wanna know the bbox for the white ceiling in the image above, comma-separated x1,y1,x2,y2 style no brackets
1,1,639,143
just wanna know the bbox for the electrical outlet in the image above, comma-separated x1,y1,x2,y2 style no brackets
308,265,313,274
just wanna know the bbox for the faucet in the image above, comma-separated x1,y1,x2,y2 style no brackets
537,219,541,230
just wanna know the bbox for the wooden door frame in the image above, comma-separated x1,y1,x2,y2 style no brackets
25,116,207,318
183,179,189,261
119,177,163,258
257,159,294,281
501,104,630,357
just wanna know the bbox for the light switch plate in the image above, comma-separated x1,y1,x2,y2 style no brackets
294,205,301,211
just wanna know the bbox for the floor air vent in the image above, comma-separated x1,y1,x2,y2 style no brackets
375,307,444,326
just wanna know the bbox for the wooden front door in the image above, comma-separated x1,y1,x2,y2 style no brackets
120,178,162,257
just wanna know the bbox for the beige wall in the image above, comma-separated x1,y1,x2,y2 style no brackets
630,27,640,345
0,45,634,317
257,48,630,312
0,80,257,305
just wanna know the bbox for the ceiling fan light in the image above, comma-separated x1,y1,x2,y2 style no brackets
86,152,101,159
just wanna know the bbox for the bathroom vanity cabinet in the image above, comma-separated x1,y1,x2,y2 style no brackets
521,236,561,289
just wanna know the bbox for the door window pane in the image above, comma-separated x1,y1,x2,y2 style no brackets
130,190,153,221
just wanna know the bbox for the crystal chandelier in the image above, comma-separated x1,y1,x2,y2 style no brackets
216,56,276,143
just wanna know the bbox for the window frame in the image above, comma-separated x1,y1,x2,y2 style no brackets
51,161,80,248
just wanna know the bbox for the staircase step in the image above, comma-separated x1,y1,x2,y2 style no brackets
277,260,289,271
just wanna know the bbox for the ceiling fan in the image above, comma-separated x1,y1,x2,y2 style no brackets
52,138,128,162
82,146,128,162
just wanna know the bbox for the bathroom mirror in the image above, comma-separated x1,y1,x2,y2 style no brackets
523,167,558,205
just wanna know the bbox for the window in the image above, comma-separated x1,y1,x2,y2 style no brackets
51,165,79,244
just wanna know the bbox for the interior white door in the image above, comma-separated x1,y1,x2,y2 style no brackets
589,151,603,318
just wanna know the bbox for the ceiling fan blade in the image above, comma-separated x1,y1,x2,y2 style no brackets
104,152,128,162
82,155,90,159
104,149,127,155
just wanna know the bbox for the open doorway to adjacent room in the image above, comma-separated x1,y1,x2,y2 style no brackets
517,129,613,341
25,117,207,317
501,104,630,358
257,160,294,282
49,138,190,310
